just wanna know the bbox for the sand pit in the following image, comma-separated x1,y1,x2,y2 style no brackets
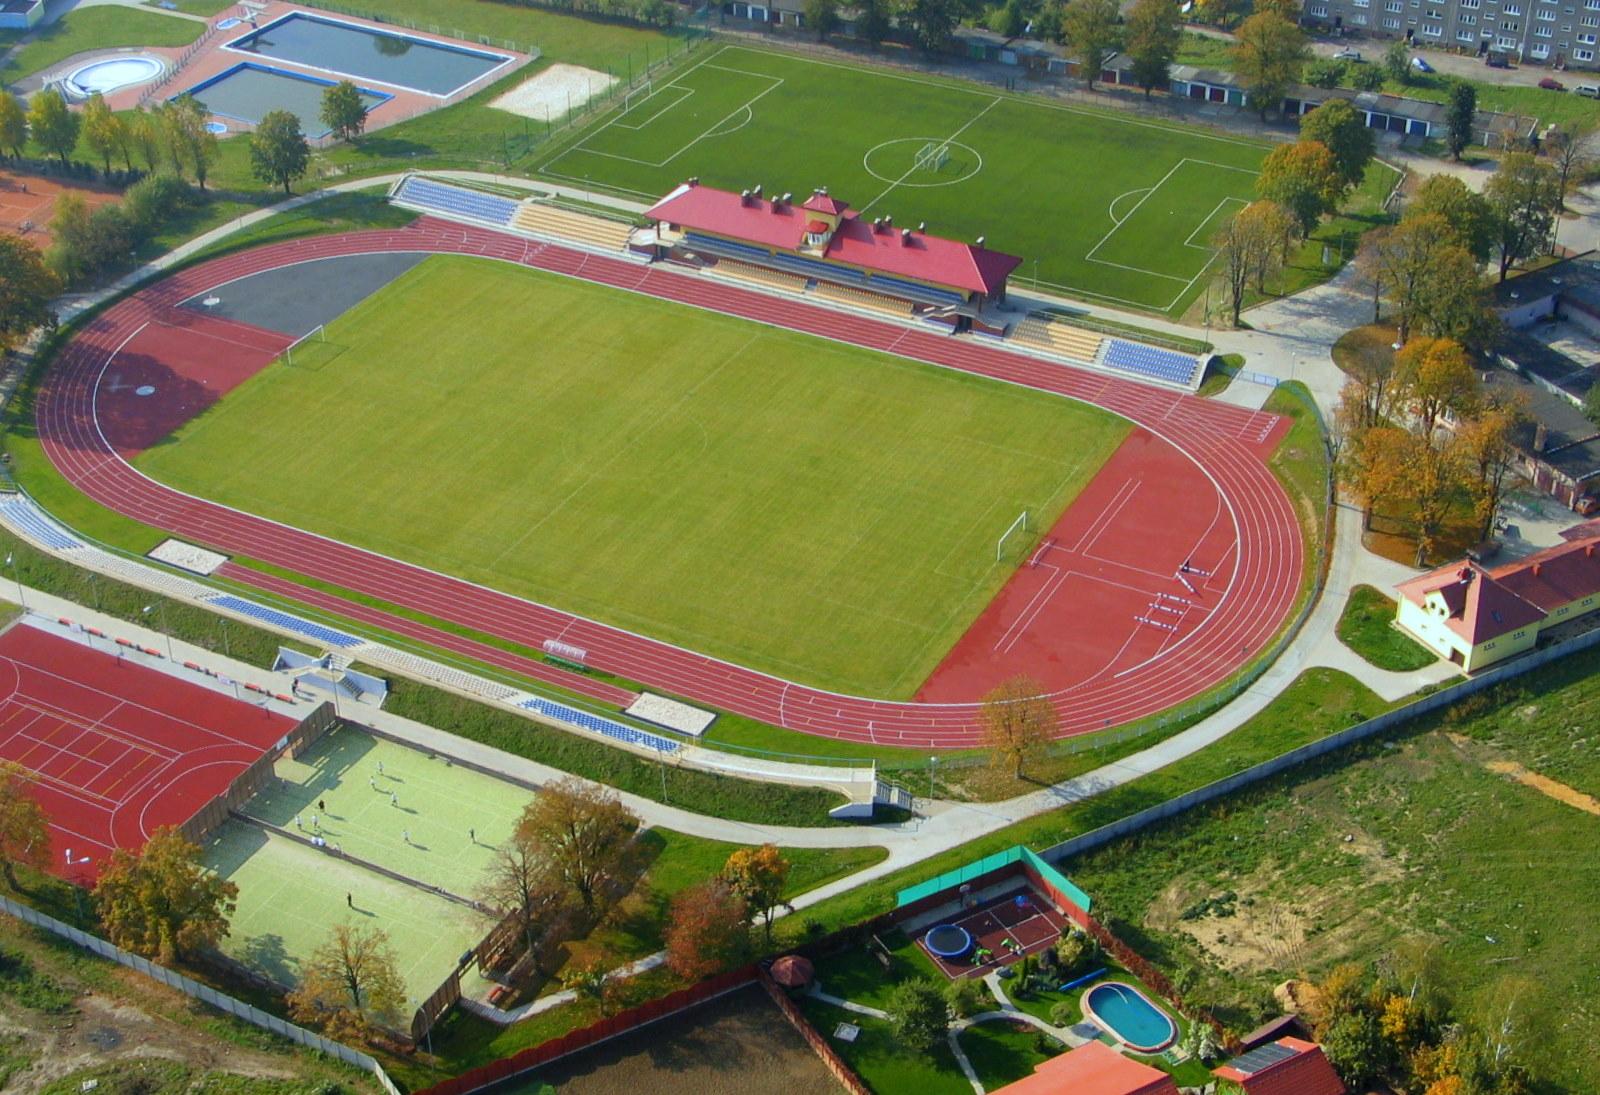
491,63,619,122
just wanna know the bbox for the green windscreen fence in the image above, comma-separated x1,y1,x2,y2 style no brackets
895,846,1093,914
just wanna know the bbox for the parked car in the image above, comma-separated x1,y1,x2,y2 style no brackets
1539,77,1567,90
1333,48,1363,61
1485,50,1511,68
1577,84,1600,97
1411,56,1436,73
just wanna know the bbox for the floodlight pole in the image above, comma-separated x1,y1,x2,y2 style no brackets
929,755,937,799
5,553,23,612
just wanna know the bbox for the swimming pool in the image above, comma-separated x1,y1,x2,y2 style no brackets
1082,982,1177,1053
224,12,511,97
182,63,390,138
62,55,166,99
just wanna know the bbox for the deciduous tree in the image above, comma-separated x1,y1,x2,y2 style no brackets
1385,40,1412,85
249,109,311,194
80,93,124,175
1062,0,1121,89
885,977,948,1049
288,922,407,1042
1232,11,1308,119
1213,200,1292,324
664,879,748,980
902,0,965,53
93,826,236,965
515,778,637,919
856,0,892,47
27,90,80,168
981,675,1055,780
722,843,790,942
320,80,369,143
1584,380,1600,427
128,108,164,173
0,762,49,891
1407,175,1494,264
1485,152,1561,281
1396,336,1479,441
1257,139,1342,235
1123,0,1179,97
482,829,567,952
1543,116,1597,212
1299,98,1375,190
0,234,60,355
162,96,217,190
1445,80,1476,161
0,93,28,159
1357,215,1463,343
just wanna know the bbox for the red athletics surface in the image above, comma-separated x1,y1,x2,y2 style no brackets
36,221,1303,748
0,624,293,882
917,888,1072,980
95,307,291,454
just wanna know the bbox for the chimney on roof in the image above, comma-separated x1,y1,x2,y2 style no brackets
1535,423,1549,453
917,221,926,232
753,184,763,198
976,235,986,249
781,192,792,204
901,228,912,244
740,189,750,205
884,215,892,228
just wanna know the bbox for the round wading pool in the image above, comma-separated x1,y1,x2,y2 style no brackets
62,55,166,99
924,924,973,959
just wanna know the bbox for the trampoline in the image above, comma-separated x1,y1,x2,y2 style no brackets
924,924,973,958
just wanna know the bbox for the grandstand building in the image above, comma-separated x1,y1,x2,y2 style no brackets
643,180,1023,323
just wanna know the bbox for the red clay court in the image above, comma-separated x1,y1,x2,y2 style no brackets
916,888,1073,979
0,624,293,882
0,172,121,251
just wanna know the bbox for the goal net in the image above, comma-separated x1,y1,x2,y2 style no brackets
622,81,653,115
915,141,952,173
280,325,346,371
996,510,1029,562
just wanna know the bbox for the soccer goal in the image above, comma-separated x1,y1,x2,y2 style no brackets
622,80,654,114
915,141,952,173
280,325,345,371
996,510,1029,562
281,324,323,366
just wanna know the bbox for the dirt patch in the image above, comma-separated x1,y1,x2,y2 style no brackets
524,984,838,1094
490,63,618,121
1447,732,1600,816
0,171,121,250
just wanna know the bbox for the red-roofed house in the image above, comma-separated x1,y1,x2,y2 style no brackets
989,1041,1180,1095
643,180,1022,313
1395,523,1600,670
1213,1037,1346,1095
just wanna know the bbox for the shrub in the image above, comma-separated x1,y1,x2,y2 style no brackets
1049,1000,1077,1026
945,975,988,1018
1306,59,1345,88
886,978,948,1049
1349,64,1385,91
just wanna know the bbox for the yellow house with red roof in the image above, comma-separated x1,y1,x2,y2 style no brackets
1395,526,1600,671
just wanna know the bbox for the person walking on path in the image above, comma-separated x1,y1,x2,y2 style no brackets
346,892,352,908
402,829,410,845
369,776,376,791
390,791,398,808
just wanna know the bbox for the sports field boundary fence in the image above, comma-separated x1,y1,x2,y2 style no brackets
0,893,401,1095
1038,619,1600,870
180,701,339,844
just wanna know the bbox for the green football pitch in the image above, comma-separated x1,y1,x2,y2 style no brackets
538,45,1267,314
135,254,1129,698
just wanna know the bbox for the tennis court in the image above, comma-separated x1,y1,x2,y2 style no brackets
204,819,494,1008
236,723,534,900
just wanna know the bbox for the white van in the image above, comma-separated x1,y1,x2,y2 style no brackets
1576,84,1600,98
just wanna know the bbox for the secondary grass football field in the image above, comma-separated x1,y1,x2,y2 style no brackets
135,255,1128,698
537,46,1266,314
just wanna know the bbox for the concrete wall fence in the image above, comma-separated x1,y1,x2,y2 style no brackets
1040,624,1600,868
0,893,400,1095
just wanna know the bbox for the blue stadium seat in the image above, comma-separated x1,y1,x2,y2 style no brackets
0,497,82,551
517,695,681,755
396,178,517,227
862,273,966,307
1102,339,1200,386
206,595,365,648
683,233,774,263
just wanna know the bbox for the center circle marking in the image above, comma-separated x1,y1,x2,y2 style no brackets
861,138,984,189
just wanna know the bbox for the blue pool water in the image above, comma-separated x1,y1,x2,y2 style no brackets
183,63,390,138
225,13,510,97
1084,982,1177,1051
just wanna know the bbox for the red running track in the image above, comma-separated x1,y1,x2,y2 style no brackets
36,220,1303,748
0,624,293,881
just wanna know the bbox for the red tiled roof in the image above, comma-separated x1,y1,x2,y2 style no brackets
990,1042,1180,1095
1396,563,1545,645
1490,536,1600,613
643,181,1022,295
802,191,849,214
804,219,830,233
1214,1038,1347,1095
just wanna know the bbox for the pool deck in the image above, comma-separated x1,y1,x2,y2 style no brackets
99,2,534,136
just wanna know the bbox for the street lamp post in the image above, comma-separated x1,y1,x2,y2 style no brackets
5,553,24,612
141,604,175,662
928,755,938,799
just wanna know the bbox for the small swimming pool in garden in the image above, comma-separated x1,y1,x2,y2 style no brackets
1082,981,1177,1053
62,55,166,99
224,12,512,97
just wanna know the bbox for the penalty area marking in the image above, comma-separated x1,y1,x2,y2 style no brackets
1106,188,1151,226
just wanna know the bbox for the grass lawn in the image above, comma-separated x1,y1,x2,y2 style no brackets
134,253,1128,697
1336,584,1437,672
959,1019,1059,1088
798,998,973,1095
1059,642,1600,1093
0,8,202,84
538,44,1267,315
144,0,235,14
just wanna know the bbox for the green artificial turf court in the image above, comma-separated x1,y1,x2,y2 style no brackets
237,724,534,900
135,254,1129,698
537,45,1266,314
203,820,494,1008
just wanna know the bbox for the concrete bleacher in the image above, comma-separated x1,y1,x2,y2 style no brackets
1009,316,1104,363
511,201,634,251
205,595,365,649
813,281,916,317
713,258,809,294
516,695,681,755
1102,339,1201,386
393,177,518,227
